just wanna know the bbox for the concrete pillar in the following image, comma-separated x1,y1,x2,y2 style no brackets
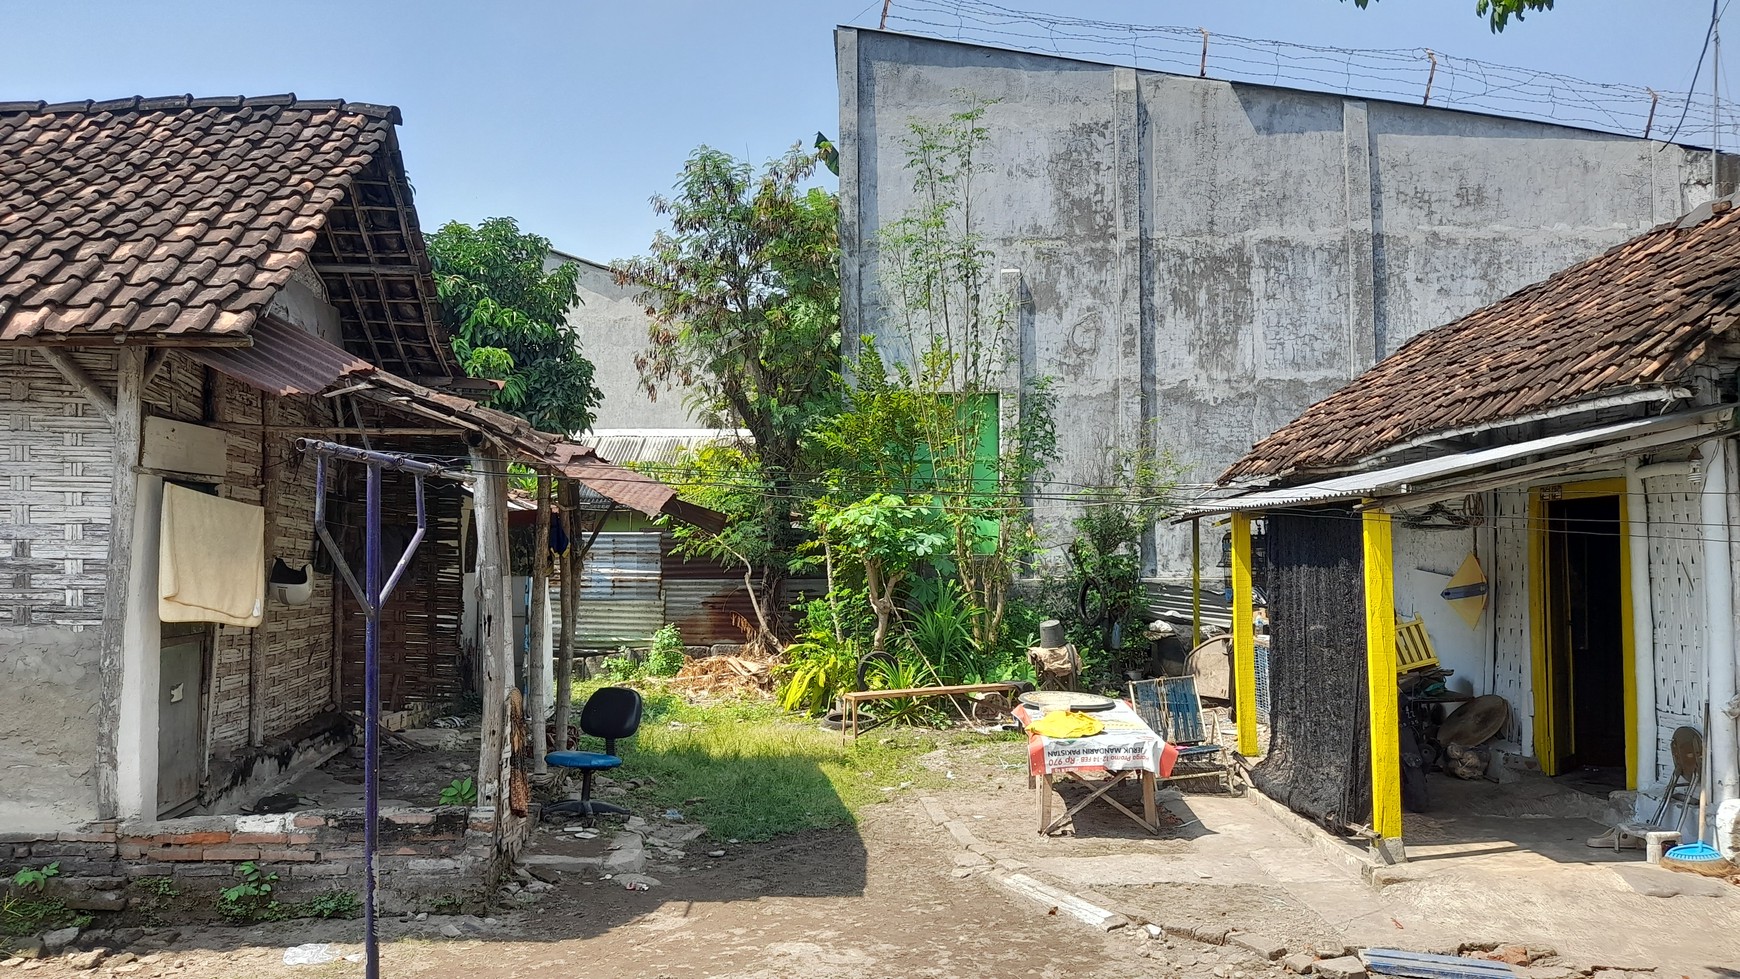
116,473,163,820
1342,99,1380,367
836,27,864,355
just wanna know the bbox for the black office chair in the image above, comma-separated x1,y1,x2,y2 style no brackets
542,686,643,819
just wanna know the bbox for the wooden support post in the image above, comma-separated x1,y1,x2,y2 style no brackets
1190,517,1203,648
553,482,580,749
528,474,552,775
96,347,145,819
1362,507,1405,861
470,443,512,808
37,347,116,423
1230,513,1258,757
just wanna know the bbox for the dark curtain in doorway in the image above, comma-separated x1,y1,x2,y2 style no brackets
1250,506,1371,832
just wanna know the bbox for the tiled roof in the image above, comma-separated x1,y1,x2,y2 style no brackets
1221,198,1740,484
0,95,454,379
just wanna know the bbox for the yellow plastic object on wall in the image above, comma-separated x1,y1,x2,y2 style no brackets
1028,710,1105,739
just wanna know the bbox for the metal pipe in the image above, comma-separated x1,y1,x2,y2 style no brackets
1702,438,1739,812
302,438,433,979
363,463,382,979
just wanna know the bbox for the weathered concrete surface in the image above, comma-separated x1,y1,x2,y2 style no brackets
838,28,1721,573
927,741,1740,978
550,251,696,431
0,625,100,831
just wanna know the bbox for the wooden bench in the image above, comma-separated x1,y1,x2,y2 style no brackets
840,682,1023,739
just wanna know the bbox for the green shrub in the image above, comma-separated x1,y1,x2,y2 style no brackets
438,777,477,806
305,890,362,919
645,624,686,677
9,862,57,892
600,651,644,683
216,861,283,922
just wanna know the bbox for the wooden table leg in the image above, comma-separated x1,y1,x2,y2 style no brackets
1142,770,1157,833
1037,773,1053,835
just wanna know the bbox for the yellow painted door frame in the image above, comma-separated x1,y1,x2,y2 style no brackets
1527,478,1637,787
1230,513,1259,757
1363,508,1404,854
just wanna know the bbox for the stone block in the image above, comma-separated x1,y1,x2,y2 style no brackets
232,814,294,835
1312,957,1366,979
1282,952,1316,974
1229,933,1289,961
227,833,288,845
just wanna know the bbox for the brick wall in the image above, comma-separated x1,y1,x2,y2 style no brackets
0,806,515,915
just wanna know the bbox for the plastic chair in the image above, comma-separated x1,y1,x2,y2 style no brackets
543,686,643,818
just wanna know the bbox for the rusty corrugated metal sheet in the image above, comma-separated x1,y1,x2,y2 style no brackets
183,316,374,395
664,578,758,648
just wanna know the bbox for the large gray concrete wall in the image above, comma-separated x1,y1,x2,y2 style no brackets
838,27,1717,575
0,626,100,831
552,253,696,432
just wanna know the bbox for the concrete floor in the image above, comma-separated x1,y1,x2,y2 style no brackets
936,742,1740,977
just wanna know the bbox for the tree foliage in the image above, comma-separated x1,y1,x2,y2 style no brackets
614,146,842,482
427,218,600,434
1346,0,1553,32
874,95,1059,650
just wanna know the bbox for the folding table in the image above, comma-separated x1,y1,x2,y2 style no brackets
1016,699,1178,836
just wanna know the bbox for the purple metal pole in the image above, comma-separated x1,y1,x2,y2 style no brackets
300,440,434,979
363,462,382,979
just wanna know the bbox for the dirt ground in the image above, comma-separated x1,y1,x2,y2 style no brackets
13,736,1740,978
7,801,1214,979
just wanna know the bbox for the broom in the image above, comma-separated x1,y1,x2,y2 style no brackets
1661,714,1733,877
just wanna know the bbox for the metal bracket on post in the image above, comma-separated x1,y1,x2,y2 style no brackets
301,439,441,979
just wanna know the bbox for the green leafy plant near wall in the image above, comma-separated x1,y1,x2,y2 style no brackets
645,624,686,677
216,861,283,923
306,890,362,919
438,777,478,806
0,863,84,938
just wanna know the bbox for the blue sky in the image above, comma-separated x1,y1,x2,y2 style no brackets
0,1,1722,262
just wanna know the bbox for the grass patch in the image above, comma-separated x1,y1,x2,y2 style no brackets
569,679,1005,841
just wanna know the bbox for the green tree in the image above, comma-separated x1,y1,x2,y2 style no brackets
810,494,949,657
1346,0,1553,32
614,145,842,493
876,96,1059,650
427,218,600,433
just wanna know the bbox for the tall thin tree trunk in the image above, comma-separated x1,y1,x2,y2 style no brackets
529,474,551,775
553,481,576,756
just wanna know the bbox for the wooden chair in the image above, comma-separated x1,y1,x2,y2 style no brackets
1128,675,1234,792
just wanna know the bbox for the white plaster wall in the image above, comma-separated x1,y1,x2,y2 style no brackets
1643,473,1705,787
1490,489,1533,752
1391,521,1490,697
553,255,695,432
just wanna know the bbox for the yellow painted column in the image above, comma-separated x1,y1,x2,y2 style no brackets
1362,508,1404,860
1231,513,1259,757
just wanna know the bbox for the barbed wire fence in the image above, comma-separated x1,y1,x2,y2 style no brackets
878,0,1731,147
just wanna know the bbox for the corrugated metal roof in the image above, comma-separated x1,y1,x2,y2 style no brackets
1184,407,1731,517
577,429,752,469
184,316,374,395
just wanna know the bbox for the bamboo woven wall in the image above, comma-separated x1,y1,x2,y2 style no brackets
204,375,338,752
337,442,465,713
